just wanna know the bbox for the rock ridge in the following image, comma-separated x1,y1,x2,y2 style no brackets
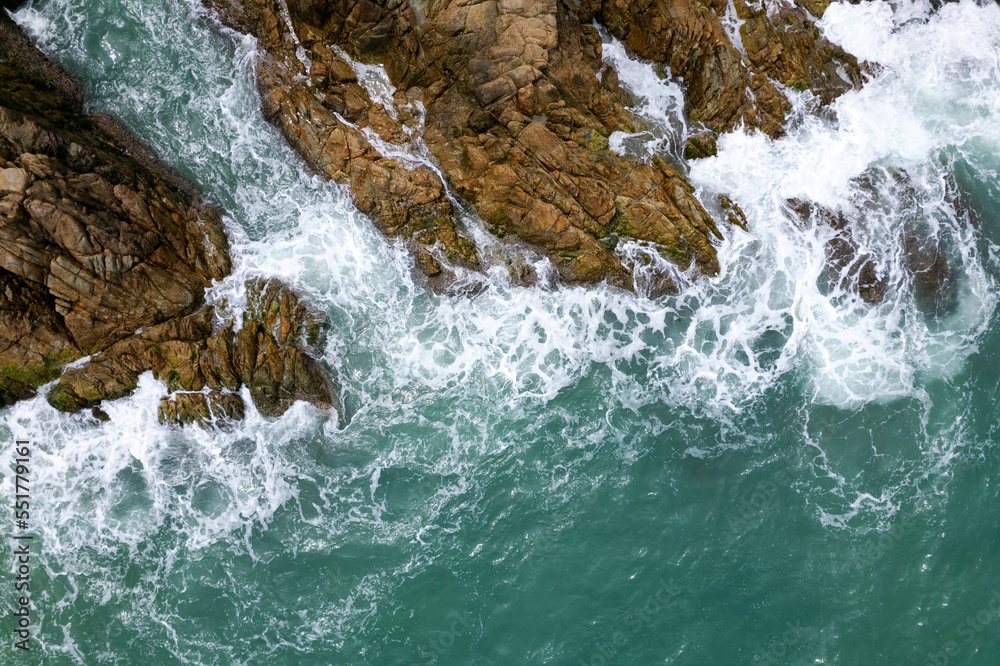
201,0,863,290
0,13,336,423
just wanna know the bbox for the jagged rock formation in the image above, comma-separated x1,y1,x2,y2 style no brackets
203,0,481,282
49,278,336,424
589,0,789,137
0,14,335,423
201,0,862,288
734,0,862,105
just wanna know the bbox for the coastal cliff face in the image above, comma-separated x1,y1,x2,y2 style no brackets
0,14,334,423
202,0,861,287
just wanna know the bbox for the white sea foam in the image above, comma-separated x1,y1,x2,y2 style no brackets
598,25,690,163
4,2,1000,653
331,45,397,118
686,0,999,411
274,0,311,76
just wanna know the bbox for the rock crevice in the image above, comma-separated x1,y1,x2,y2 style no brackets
203,0,863,287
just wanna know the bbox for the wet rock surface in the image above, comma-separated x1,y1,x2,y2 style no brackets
789,198,888,306
202,0,862,288
734,0,863,105
854,166,958,317
158,391,246,428
591,0,790,137
0,14,336,422
684,131,718,160
49,279,336,423
203,0,482,279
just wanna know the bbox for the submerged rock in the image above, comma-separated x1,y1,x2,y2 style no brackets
903,229,952,316
0,14,337,422
789,170,961,315
789,198,888,306
854,166,958,317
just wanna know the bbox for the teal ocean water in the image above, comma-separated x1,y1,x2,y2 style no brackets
2,0,1000,663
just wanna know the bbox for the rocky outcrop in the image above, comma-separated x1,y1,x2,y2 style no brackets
589,0,789,137
718,195,748,232
734,0,862,105
203,0,726,286
159,391,245,427
202,0,863,289
48,278,336,423
202,0,480,282
0,14,336,423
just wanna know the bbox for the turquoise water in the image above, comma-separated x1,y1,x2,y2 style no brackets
2,0,1000,663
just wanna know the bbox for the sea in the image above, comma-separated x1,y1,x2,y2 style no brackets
2,0,1000,663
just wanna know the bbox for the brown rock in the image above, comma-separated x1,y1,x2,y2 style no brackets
0,13,228,405
415,251,442,276
0,271,78,403
158,392,245,427
684,132,718,160
0,15,337,422
595,0,788,137
48,280,337,422
718,194,748,231
202,0,865,290
0,167,28,195
735,0,863,105
202,0,480,281
202,0,735,286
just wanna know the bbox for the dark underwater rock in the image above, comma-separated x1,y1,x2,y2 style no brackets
788,198,888,306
